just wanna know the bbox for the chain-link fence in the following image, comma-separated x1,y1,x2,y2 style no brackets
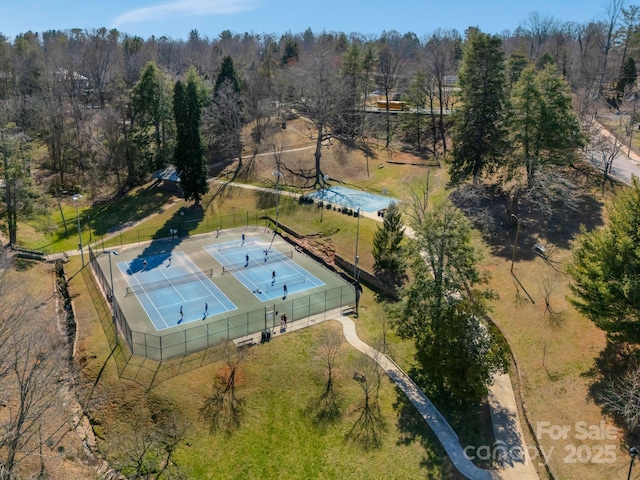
88,242,356,361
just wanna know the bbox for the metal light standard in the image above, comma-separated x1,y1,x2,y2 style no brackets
268,171,282,252
105,250,119,342
105,251,115,302
320,173,330,222
354,207,361,316
72,194,84,266
510,214,521,273
273,171,282,234
628,446,638,480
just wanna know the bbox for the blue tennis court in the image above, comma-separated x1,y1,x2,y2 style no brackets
117,250,237,331
205,239,324,301
307,185,399,212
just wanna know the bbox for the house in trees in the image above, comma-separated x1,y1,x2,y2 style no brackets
53,68,91,99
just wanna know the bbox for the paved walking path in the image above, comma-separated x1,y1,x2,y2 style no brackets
218,178,539,479
69,176,539,479
591,117,640,185
334,313,537,480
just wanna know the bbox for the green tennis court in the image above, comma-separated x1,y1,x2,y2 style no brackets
117,250,236,331
204,239,324,300
90,228,356,359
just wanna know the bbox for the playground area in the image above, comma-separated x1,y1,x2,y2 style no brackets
89,228,355,360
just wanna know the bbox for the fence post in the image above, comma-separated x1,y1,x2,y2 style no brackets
324,290,327,321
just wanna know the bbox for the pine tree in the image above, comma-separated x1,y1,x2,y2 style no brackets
131,61,173,174
449,31,508,185
509,64,585,188
617,57,637,95
173,78,208,204
214,56,241,96
567,178,640,342
372,202,407,291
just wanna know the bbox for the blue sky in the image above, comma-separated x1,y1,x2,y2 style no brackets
1,0,611,41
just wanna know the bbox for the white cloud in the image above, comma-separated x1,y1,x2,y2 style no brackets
111,0,258,28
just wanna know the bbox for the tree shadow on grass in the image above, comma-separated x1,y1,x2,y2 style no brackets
392,383,470,479
134,203,205,263
451,181,605,263
91,183,177,238
584,340,640,446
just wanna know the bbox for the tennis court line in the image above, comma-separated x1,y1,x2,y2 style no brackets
204,241,324,300
204,242,275,298
118,260,169,330
171,250,236,311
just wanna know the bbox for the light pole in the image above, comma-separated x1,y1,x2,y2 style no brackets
320,173,330,222
510,214,521,273
628,446,638,480
105,250,119,342
268,171,282,252
354,207,361,316
105,250,115,302
72,194,84,266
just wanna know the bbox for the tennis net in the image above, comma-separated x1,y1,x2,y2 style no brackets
126,269,213,296
265,273,306,292
216,238,256,251
221,250,294,275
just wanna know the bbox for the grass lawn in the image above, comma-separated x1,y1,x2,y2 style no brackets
70,250,461,479
34,115,631,479
473,179,630,479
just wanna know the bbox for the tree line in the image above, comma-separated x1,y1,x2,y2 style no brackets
1,2,639,239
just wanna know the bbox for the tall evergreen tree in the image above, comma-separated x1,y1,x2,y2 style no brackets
616,56,637,94
395,201,507,407
449,32,508,185
509,64,585,188
214,56,241,96
173,78,208,204
372,202,407,291
567,178,640,342
131,61,173,175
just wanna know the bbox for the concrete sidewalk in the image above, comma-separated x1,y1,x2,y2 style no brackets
78,177,539,479
217,179,539,479
335,314,538,480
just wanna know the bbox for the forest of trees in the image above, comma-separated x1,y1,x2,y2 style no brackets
0,2,637,226
2,1,640,478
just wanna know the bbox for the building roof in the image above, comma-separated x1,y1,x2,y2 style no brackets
152,165,180,183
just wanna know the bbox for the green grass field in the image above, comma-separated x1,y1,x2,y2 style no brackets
18,115,629,479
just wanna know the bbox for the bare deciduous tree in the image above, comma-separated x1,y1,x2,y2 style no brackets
376,31,409,149
584,120,623,192
404,170,432,227
0,258,70,479
540,274,564,328
106,410,189,480
346,354,386,450
200,341,245,433
312,327,343,423
289,41,342,188
601,365,640,432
